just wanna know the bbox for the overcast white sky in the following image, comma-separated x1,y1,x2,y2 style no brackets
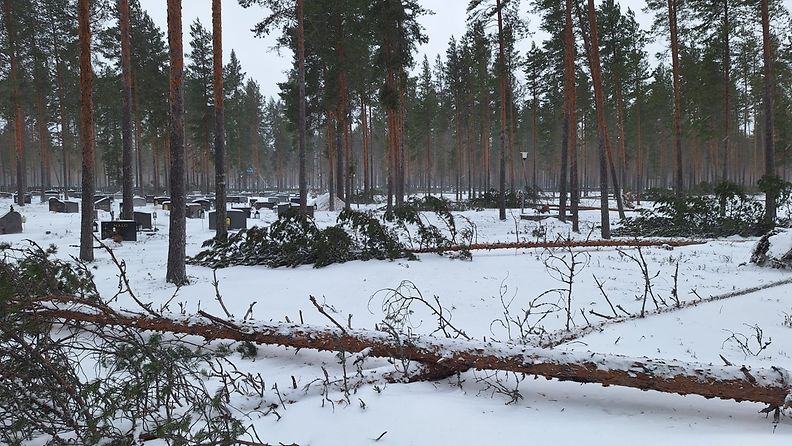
137,0,790,99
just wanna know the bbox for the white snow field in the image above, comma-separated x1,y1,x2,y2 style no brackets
3,195,791,445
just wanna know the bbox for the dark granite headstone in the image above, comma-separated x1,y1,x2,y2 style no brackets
253,200,275,210
95,197,112,212
278,203,314,219
100,220,137,241
154,196,170,206
186,203,204,219
289,197,301,204
49,197,65,212
232,206,252,219
145,194,155,203
0,208,23,234
192,199,212,212
209,209,247,230
133,211,153,230
49,198,79,213
12,194,32,204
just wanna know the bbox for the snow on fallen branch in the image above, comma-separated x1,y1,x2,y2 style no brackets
33,296,792,412
408,238,705,254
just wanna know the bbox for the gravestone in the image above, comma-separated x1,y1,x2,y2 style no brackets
145,194,155,203
0,208,23,234
162,201,171,211
278,203,314,219
49,198,78,213
119,197,147,212
49,197,64,212
186,203,204,219
209,209,247,230
232,206,252,219
192,199,212,212
95,197,112,212
226,195,247,204
100,220,137,241
154,196,170,206
133,211,153,230
289,197,301,204
12,194,31,204
253,200,275,210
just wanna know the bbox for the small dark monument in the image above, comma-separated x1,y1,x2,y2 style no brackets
192,199,212,212
49,198,79,213
226,195,247,204
231,206,252,219
209,209,246,230
12,193,32,204
101,220,137,241
95,196,112,212
133,211,153,230
154,196,170,206
186,203,204,219
278,203,314,219
289,196,301,205
0,207,23,235
145,194,155,203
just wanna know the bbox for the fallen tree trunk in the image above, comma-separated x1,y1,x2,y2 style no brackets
35,299,792,409
542,278,792,349
410,239,705,254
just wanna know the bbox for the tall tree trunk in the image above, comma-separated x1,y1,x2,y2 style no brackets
34,61,51,200
327,113,336,212
212,0,227,238
3,0,25,207
496,0,507,221
296,0,308,213
166,0,188,285
78,0,95,261
581,0,611,238
361,96,370,200
761,0,776,225
119,0,134,220
721,0,730,183
668,0,684,194
565,0,578,232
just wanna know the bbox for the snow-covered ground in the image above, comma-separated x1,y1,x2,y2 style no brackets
2,195,791,445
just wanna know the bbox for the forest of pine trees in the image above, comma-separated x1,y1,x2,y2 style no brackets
1,0,791,214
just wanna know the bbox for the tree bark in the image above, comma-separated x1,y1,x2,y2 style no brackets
36,301,792,411
721,0,730,183
760,0,776,226
496,0,507,221
3,0,26,207
669,0,684,194
296,0,308,213
580,0,611,238
166,0,188,285
212,0,227,238
564,0,578,232
119,0,135,220
78,0,95,262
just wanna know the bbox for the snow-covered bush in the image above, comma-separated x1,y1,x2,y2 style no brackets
751,229,792,269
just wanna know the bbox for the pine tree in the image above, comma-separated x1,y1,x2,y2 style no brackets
212,0,227,238
78,0,95,261
119,0,134,219
166,0,188,285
